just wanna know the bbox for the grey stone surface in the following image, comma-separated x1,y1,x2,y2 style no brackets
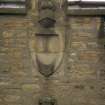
0,0,104,105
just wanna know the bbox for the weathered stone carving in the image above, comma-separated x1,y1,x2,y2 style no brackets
38,0,56,28
39,96,56,105
34,36,64,77
36,56,55,77
38,15,56,28
34,0,64,78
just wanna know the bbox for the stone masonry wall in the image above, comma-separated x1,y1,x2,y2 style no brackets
0,0,105,105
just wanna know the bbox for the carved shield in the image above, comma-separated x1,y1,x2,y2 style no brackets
35,32,64,77
36,56,55,77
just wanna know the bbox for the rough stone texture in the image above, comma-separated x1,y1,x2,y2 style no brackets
0,0,105,105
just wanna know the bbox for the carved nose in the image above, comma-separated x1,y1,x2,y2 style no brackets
38,10,56,28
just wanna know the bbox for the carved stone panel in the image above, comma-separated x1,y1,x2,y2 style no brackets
34,34,64,77
38,0,56,28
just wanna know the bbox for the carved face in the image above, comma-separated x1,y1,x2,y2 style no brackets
35,33,64,77
34,0,64,77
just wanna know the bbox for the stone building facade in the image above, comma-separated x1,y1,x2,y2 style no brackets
0,0,105,105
